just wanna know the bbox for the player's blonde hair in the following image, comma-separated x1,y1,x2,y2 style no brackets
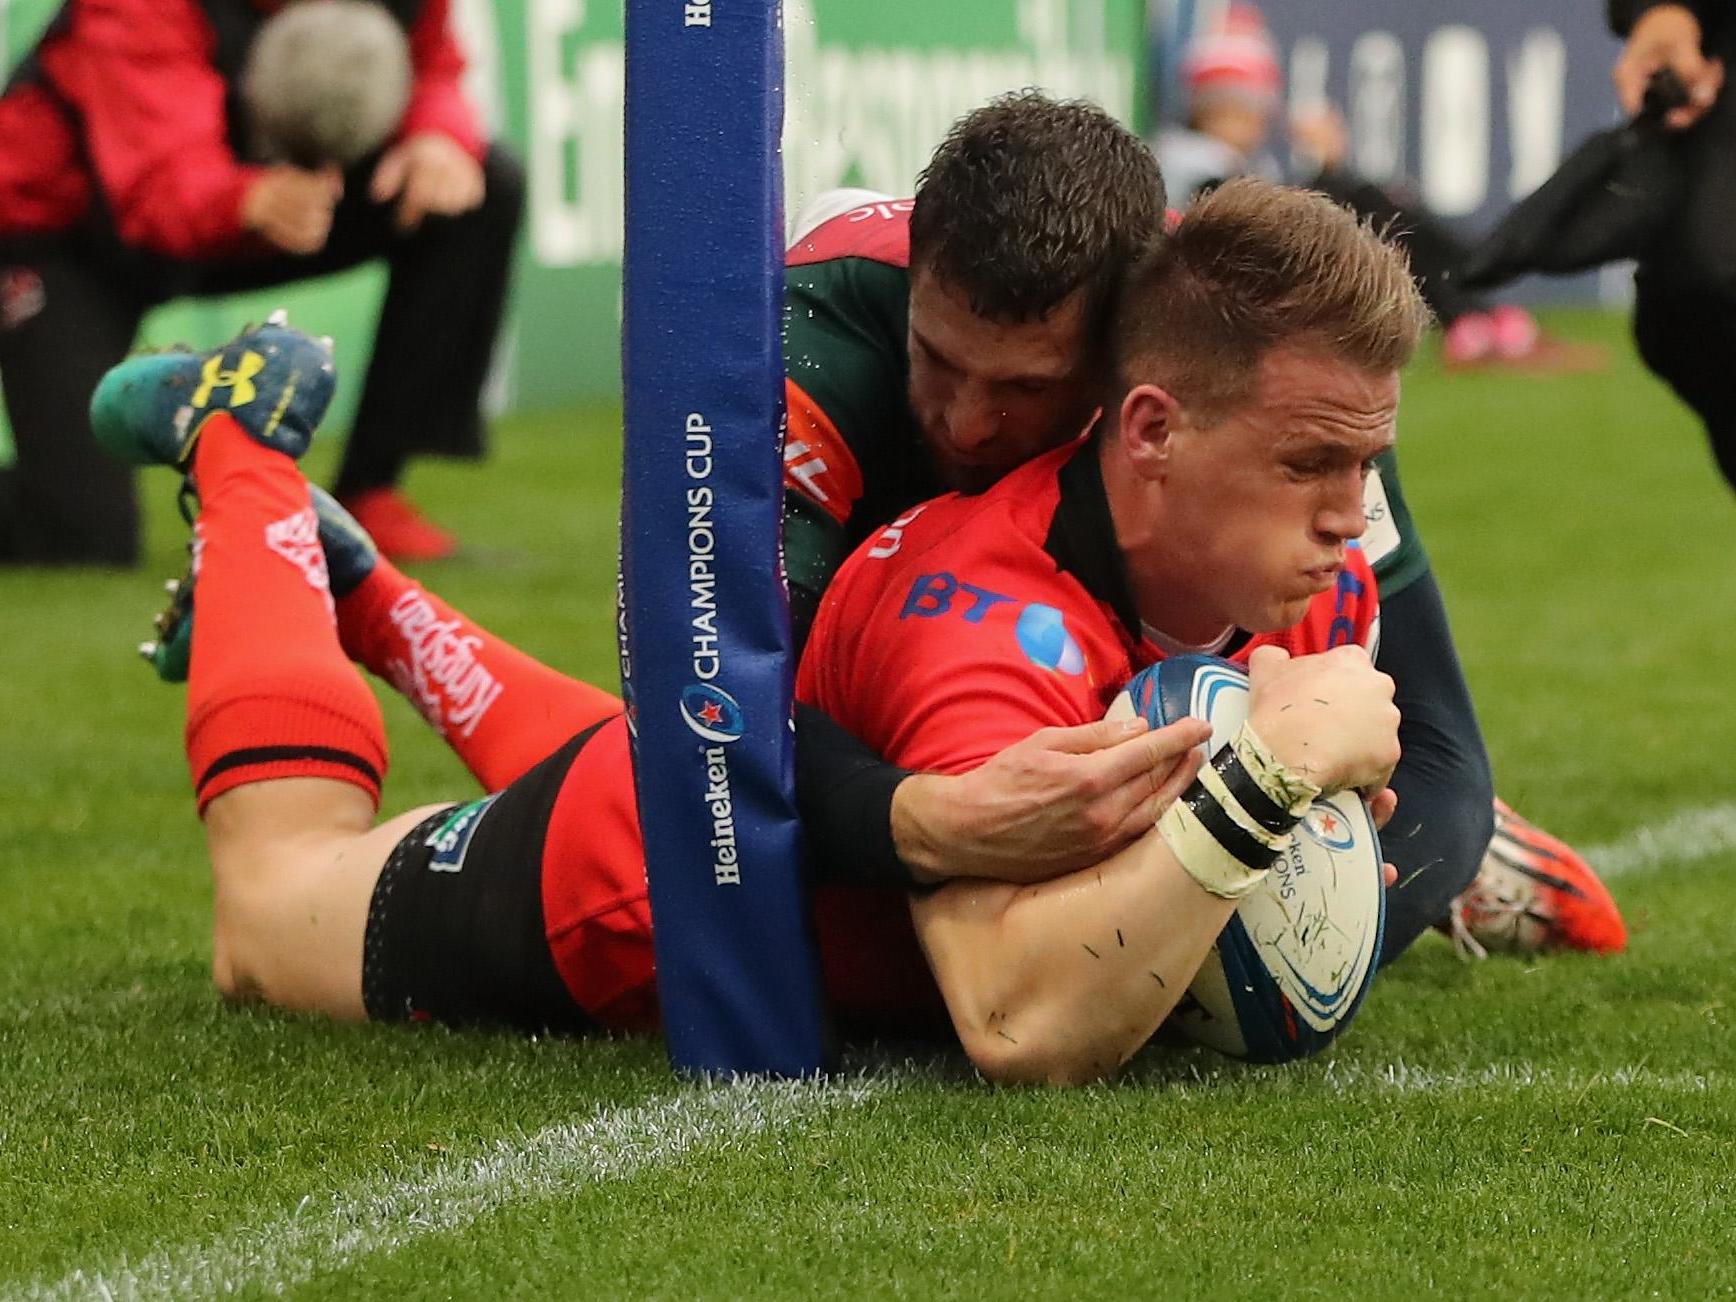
1112,177,1430,421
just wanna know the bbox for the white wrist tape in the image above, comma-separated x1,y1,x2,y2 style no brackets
1230,721,1322,817
1158,797,1271,901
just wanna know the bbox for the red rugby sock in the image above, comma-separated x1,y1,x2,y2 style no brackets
185,414,387,812
335,562,620,792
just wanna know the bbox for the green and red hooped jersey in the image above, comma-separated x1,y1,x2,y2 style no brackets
781,194,936,647
784,194,931,536
778,191,1428,639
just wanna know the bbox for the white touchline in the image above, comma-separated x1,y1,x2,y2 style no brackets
1152,1058,1722,1095
1583,801,1736,878
1316,1061,1719,1095
19,1076,889,1302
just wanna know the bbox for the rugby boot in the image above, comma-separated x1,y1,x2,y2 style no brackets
337,487,459,562
139,570,196,684
91,312,335,468
137,483,380,683
1446,797,1628,957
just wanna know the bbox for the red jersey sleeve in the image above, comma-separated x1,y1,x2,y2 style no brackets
397,0,485,159
48,0,265,258
797,499,1131,775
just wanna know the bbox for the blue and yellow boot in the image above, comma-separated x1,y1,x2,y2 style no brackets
98,312,353,681
91,311,335,468
138,483,380,682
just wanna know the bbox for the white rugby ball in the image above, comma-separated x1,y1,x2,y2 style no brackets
1107,655,1386,1063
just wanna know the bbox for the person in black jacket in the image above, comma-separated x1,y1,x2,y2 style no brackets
1611,0,1736,491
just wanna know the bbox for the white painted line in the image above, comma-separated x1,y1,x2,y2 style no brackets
19,1076,888,1302
1583,802,1736,878
1315,1061,1718,1095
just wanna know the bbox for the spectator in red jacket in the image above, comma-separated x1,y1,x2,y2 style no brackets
0,0,523,565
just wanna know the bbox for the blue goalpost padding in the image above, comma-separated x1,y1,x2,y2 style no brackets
620,0,831,1076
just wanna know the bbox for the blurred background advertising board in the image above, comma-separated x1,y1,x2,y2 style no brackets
1149,0,1632,305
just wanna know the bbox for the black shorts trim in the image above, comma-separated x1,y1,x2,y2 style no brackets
360,722,613,1035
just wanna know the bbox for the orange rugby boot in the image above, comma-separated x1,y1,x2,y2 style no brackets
1447,797,1628,958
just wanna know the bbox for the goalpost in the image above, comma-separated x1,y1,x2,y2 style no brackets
619,0,830,1077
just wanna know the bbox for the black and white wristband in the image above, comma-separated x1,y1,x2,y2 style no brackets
1157,723,1317,900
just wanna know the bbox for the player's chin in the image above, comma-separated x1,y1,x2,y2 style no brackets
1251,594,1313,632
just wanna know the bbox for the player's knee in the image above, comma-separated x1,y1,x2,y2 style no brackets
208,850,319,1009
1420,766,1494,898
1447,794,1495,896
1377,745,1495,963
210,887,276,1006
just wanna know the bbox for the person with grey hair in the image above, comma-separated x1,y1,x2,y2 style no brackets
0,0,523,566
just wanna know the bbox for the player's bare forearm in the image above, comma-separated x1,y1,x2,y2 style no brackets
890,716,1212,885
912,818,1236,1086
914,648,1402,1085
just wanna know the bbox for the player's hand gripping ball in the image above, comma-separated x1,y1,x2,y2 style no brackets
1107,655,1386,1063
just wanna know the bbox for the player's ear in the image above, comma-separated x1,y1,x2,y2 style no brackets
1117,383,1182,479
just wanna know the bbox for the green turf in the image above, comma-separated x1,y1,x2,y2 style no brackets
4,312,1735,1298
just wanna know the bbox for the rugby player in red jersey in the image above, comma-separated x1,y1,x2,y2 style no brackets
96,179,1416,1083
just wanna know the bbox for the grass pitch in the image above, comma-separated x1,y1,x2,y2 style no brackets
3,312,1734,1298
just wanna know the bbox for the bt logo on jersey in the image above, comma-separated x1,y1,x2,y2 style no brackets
1328,564,1368,649
899,571,1015,623
898,572,1086,676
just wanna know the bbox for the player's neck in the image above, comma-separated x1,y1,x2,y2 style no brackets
1100,436,1230,645
1142,620,1236,658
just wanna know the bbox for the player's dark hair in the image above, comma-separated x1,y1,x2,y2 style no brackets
1113,177,1430,420
910,90,1166,335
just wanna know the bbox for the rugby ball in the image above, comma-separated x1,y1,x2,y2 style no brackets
1107,654,1386,1063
